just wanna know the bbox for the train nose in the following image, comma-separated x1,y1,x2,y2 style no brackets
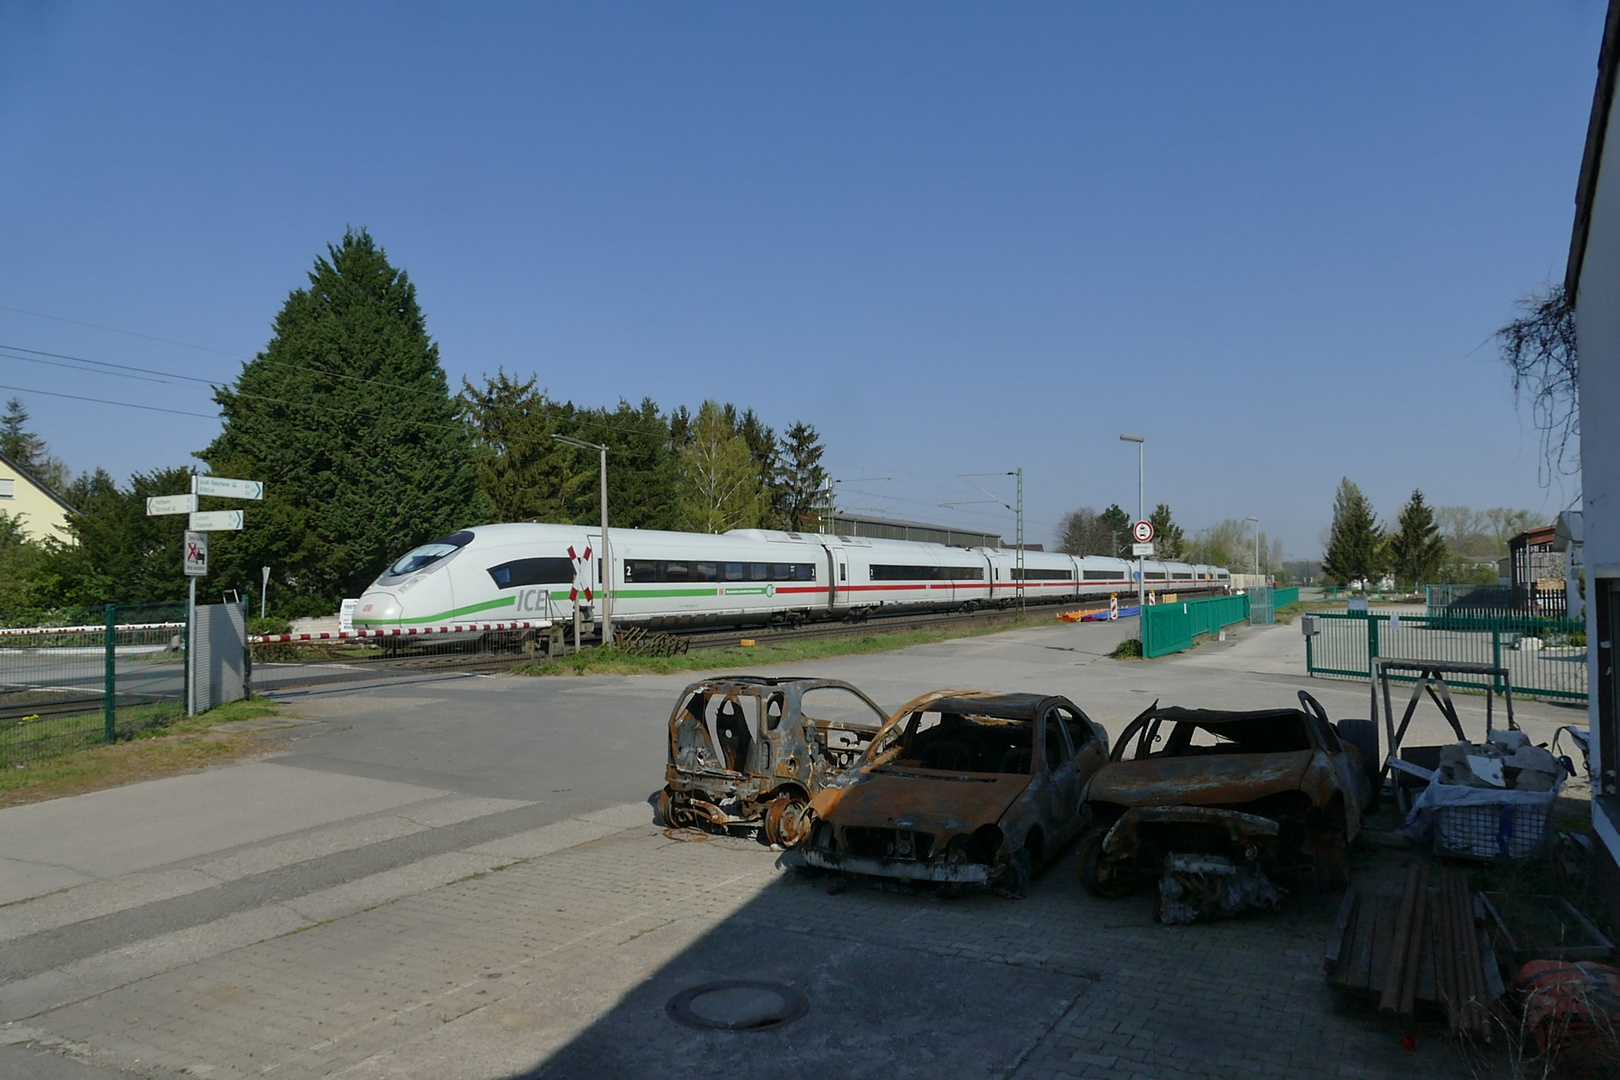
356,592,401,626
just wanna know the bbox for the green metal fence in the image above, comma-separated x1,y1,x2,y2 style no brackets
0,602,189,767
1247,586,1301,626
1143,594,1251,658
1304,611,1587,702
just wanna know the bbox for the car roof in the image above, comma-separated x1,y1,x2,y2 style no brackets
1145,707,1307,725
921,692,1062,721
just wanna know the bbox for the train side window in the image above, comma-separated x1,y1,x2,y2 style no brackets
840,564,846,581
486,557,576,589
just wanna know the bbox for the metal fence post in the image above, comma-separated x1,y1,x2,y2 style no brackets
103,603,116,743
1491,629,1503,697
1366,614,1380,678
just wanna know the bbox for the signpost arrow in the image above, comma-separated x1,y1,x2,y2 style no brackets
146,494,198,516
192,476,265,500
190,510,244,531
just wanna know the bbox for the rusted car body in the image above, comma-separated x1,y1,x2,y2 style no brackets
800,690,1110,897
1078,691,1374,916
659,677,889,846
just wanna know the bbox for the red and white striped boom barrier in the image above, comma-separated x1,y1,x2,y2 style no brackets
0,622,185,638
248,620,545,644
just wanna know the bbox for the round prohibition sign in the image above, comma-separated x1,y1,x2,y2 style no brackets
1132,520,1155,543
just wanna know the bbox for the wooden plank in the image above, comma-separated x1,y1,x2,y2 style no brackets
1348,893,1378,989
1416,891,1438,1004
1325,887,1358,975
1368,894,1398,997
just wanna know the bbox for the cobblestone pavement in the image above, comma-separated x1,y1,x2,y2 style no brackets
4,810,1480,1080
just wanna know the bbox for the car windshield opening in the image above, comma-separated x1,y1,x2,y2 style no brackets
1158,716,1312,757
876,711,1033,775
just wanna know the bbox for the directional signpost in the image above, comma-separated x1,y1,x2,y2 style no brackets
146,494,197,516
189,510,244,531
192,476,264,500
145,477,265,715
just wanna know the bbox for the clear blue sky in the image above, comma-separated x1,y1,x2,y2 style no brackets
0,2,1604,559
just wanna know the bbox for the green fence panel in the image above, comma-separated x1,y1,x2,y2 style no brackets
1,601,188,767
1272,587,1299,609
1303,611,1587,702
1143,593,1250,658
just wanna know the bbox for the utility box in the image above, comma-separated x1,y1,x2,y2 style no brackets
1300,615,1320,636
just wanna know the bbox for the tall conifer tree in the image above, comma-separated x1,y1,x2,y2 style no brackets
1387,490,1448,587
201,229,487,614
1322,478,1383,586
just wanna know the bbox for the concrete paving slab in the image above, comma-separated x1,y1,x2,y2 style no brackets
0,762,449,893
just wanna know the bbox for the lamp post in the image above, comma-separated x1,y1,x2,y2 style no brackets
1120,433,1145,614
1246,516,1261,585
552,435,612,645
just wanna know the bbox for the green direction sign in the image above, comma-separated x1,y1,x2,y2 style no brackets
192,476,265,500
190,510,244,531
146,494,198,516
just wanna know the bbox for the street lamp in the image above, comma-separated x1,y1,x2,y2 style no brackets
552,435,612,645
1246,516,1261,585
1120,434,1145,613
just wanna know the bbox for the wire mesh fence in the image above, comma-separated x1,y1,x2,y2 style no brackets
1305,611,1586,702
0,602,188,767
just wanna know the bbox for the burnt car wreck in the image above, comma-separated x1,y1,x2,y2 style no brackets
1077,692,1376,923
800,690,1109,897
658,677,888,847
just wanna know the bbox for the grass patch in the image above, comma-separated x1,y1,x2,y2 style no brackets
1,698,285,806
1109,638,1144,660
513,614,1054,677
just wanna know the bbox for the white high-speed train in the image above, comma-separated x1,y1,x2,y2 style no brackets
353,523,1230,632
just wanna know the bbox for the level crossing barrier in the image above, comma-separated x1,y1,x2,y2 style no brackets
1304,610,1586,702
1142,593,1251,658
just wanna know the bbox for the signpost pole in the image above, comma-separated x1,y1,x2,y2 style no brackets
187,575,196,716
1120,434,1146,616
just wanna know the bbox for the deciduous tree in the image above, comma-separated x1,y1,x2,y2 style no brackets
675,401,766,533
1056,507,1115,556
1497,285,1577,483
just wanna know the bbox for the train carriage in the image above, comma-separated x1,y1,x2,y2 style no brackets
354,522,1232,634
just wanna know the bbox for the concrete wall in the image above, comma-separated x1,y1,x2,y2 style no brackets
1574,62,1620,873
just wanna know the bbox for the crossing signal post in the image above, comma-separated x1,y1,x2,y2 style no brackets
147,476,265,715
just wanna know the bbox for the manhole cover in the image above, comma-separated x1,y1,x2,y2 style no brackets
666,979,809,1031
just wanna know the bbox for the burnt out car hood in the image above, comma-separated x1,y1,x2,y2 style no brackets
1084,750,1316,808
812,768,1031,835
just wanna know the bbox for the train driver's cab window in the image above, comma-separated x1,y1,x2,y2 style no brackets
385,531,474,577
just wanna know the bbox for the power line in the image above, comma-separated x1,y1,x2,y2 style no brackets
0,304,250,357
0,383,220,420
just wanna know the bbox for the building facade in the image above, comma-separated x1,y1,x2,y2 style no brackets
0,450,74,544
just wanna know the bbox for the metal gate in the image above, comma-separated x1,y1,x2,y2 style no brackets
190,601,248,713
1304,611,1586,702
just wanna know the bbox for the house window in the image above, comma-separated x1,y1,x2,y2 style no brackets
0,478,13,498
